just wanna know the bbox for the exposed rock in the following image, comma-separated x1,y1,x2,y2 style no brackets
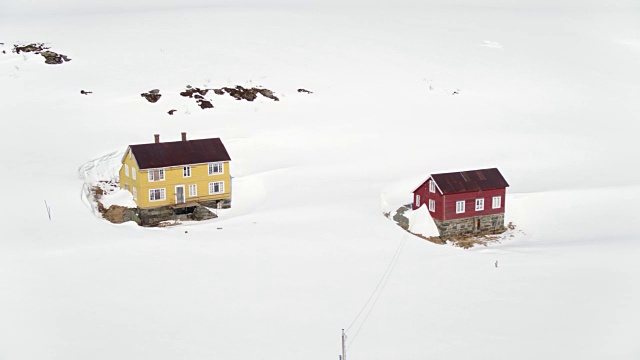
215,86,279,102
168,109,177,115
12,43,71,65
40,50,71,65
392,205,410,230
141,90,162,103
13,43,49,54
103,205,141,225
297,88,313,94
179,86,209,98
197,99,214,109
179,86,214,109
256,88,279,101
193,205,217,221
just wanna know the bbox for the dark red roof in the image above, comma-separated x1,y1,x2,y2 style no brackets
431,168,508,194
130,138,231,169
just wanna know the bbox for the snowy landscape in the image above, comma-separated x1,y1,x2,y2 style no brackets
1,0,639,359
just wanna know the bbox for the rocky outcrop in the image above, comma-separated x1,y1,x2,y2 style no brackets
297,88,313,94
102,205,141,225
13,43,48,54
13,43,71,65
392,205,410,230
141,89,162,103
179,86,215,109
215,86,279,102
40,51,71,64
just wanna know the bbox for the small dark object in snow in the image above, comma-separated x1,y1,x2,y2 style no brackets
141,90,162,103
2,50,5,54
217,227,222,230
495,260,498,268
452,89,460,95
80,90,93,95
185,230,188,234
168,109,177,115
197,99,214,109
297,88,313,94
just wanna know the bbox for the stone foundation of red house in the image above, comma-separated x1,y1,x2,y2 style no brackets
433,213,505,237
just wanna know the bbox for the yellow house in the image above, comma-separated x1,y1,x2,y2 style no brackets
119,133,232,209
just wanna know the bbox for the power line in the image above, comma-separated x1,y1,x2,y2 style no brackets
345,209,418,349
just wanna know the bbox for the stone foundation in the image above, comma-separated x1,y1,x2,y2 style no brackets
138,204,218,226
138,206,177,226
434,213,505,237
199,198,231,209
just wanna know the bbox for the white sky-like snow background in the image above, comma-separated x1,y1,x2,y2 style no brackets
1,0,639,359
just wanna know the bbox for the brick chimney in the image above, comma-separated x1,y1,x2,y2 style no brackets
181,132,187,142
154,134,160,143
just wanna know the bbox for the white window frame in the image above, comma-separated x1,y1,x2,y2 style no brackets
124,164,129,177
208,162,224,175
415,194,420,207
183,166,191,178
209,181,224,194
428,199,435,212
149,188,166,201
189,184,197,197
456,200,465,214
148,168,165,182
475,198,484,211
133,187,137,200
492,196,502,209
132,167,136,180
429,180,435,193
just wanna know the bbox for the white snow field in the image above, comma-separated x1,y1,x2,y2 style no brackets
1,1,639,359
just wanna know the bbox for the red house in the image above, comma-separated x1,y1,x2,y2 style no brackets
412,168,509,236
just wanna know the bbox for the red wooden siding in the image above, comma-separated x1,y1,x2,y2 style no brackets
442,188,505,220
413,178,445,219
414,179,505,221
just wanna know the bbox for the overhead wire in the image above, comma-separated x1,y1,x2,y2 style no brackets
345,209,418,349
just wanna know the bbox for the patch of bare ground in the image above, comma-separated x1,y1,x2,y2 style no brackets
446,232,505,249
158,220,181,227
91,182,140,224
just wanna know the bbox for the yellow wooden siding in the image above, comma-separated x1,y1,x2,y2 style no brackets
133,161,231,208
119,148,140,200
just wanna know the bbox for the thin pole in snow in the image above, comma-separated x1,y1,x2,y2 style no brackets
44,200,51,220
341,329,347,360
